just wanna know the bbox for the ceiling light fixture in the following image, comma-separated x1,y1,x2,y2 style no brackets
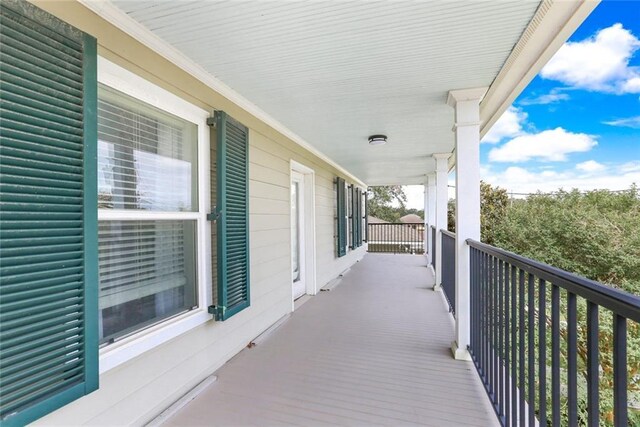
368,134,387,146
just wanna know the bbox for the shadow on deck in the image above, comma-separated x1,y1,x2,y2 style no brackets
163,254,498,426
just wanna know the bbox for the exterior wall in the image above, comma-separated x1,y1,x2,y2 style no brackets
30,1,365,425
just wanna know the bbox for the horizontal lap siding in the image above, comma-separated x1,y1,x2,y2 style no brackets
31,1,365,425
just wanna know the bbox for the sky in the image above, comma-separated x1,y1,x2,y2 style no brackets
405,0,640,210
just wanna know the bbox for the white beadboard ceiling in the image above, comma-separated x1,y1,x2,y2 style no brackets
110,0,542,185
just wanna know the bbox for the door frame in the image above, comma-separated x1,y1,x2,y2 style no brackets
290,160,317,309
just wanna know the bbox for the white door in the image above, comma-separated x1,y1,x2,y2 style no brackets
291,172,306,300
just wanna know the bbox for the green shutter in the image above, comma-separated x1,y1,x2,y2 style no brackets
364,189,369,242
0,1,98,425
336,177,346,257
354,187,362,247
209,111,250,321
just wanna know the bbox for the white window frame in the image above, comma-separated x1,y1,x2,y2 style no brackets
97,57,212,374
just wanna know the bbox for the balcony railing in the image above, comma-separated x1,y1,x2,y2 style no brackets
467,239,640,427
367,223,424,254
441,230,456,315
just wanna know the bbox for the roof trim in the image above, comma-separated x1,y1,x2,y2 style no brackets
480,0,600,137
78,0,367,188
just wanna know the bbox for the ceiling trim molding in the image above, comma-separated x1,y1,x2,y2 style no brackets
78,0,368,187
480,0,600,138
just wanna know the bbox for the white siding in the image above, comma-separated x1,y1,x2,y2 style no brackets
32,4,365,424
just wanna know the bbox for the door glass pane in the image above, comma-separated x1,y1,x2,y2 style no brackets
98,84,198,212
98,220,198,344
291,181,300,281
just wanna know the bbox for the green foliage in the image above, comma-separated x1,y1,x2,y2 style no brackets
494,186,640,291
448,181,509,245
367,186,425,222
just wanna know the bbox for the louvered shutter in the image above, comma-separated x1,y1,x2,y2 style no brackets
336,177,346,257
350,185,357,248
209,111,250,321
354,187,362,247
364,190,369,242
0,1,98,425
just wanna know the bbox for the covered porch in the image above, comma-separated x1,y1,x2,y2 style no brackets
162,254,497,426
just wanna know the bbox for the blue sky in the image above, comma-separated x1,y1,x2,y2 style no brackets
478,0,640,195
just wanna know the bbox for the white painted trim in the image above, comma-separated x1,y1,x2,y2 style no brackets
100,310,211,373
98,211,201,221
290,160,318,305
79,0,367,189
97,57,213,374
480,0,599,138
146,375,218,427
291,170,306,303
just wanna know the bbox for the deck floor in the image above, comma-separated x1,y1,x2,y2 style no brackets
164,254,498,426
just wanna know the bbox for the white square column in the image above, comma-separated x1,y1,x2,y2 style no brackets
426,173,436,266
433,154,449,290
423,182,429,259
447,87,487,360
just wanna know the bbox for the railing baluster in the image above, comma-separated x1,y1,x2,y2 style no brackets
498,258,504,421
518,269,525,427
511,265,518,426
483,251,489,381
538,279,547,427
568,292,577,426
613,315,627,427
507,264,511,426
487,256,498,404
528,273,536,426
494,256,499,408
551,284,561,427
586,301,599,427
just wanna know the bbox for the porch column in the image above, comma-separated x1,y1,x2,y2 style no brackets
447,87,487,360
433,153,449,290
426,173,436,266
423,181,429,259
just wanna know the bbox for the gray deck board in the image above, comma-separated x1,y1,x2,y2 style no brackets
164,254,499,426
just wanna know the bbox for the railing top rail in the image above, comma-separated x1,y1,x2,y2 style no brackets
368,222,424,226
430,225,436,231
440,229,456,239
467,239,640,322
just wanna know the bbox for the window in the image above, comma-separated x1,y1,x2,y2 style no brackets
97,57,210,371
97,84,199,344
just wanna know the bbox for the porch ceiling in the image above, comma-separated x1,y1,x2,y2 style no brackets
108,0,543,185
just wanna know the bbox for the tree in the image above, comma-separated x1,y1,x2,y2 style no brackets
447,181,509,244
367,186,407,222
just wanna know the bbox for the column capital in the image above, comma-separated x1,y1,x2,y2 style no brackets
446,87,488,108
432,153,451,161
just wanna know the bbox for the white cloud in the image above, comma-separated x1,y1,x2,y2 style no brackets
576,160,606,173
519,89,570,106
540,23,640,94
480,165,640,195
604,116,640,129
482,106,527,144
621,161,640,173
488,128,597,163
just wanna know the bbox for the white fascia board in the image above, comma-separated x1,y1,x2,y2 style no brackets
79,0,367,188
480,0,600,137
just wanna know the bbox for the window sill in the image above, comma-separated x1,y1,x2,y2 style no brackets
99,308,212,374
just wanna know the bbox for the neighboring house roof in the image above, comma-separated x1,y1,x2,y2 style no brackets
367,216,389,224
399,214,424,224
